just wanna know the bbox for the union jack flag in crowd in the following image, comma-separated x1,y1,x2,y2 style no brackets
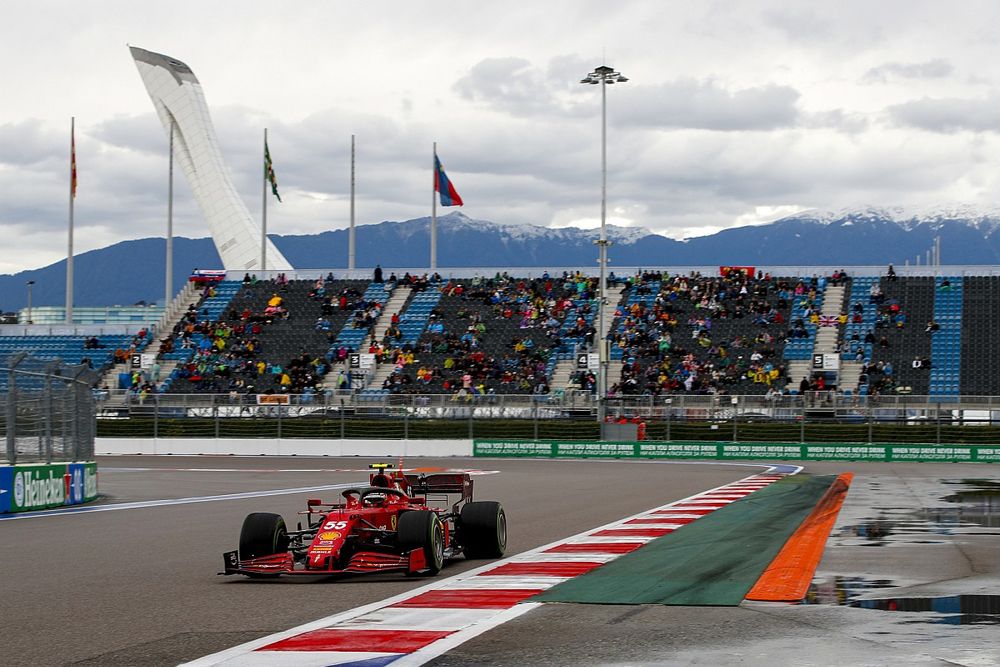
818,315,839,327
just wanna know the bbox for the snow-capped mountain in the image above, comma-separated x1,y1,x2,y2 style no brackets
3,207,1000,310
433,212,654,244
783,204,1000,234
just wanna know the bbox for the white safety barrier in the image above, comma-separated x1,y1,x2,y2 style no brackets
94,438,472,457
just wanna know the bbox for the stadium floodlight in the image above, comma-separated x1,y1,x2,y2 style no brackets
580,64,628,432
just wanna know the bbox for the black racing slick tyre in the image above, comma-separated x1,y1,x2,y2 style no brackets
239,512,289,560
460,501,507,559
398,510,445,575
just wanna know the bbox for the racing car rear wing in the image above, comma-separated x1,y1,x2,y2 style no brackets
404,472,473,502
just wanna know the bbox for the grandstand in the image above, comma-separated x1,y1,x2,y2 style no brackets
0,332,150,391
4,266,1000,402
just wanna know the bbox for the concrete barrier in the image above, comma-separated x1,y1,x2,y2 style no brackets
95,438,473,457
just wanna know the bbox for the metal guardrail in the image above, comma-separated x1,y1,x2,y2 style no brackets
92,391,1000,446
1,354,99,464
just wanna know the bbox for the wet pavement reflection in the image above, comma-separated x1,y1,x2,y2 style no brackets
806,477,1000,627
835,478,1000,545
806,577,1000,625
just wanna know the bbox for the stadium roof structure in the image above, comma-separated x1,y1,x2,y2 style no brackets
130,47,292,272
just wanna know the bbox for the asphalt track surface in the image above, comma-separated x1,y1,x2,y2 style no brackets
3,456,998,666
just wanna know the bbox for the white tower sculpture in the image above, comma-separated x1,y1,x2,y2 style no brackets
130,47,292,271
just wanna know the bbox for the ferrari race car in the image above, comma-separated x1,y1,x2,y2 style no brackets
222,464,506,578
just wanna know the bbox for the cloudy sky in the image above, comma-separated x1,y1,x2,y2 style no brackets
3,0,1000,274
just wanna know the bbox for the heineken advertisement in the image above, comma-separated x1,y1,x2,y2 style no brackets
0,462,98,513
472,440,1000,463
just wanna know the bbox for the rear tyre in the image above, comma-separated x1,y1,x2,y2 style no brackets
398,510,445,575
239,512,289,560
460,501,507,559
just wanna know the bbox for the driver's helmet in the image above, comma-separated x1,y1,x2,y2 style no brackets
370,472,392,488
363,492,386,506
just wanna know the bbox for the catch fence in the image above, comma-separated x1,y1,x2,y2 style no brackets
1,354,99,464
95,391,1000,445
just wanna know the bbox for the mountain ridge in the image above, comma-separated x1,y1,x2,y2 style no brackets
2,208,996,310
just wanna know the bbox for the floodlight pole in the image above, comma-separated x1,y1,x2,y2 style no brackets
26,281,35,324
349,134,356,271
581,65,628,433
598,73,608,428
66,116,75,325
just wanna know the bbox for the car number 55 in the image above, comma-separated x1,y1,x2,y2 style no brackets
323,520,348,530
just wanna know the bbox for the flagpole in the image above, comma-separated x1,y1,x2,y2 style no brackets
166,121,174,308
431,141,437,271
66,116,75,325
261,127,267,274
349,134,356,271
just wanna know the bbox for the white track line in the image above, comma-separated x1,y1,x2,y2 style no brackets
0,483,365,521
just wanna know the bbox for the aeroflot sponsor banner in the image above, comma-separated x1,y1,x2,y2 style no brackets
472,440,1000,463
0,462,98,513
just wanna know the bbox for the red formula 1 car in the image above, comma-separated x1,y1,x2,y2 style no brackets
222,464,506,578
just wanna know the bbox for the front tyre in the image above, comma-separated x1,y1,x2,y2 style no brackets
398,510,445,575
460,501,507,559
239,512,289,560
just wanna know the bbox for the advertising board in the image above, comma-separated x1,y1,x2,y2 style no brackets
0,462,99,514
473,440,1000,463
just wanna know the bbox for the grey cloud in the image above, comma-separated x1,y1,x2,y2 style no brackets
0,119,63,167
862,59,953,84
453,57,556,116
90,113,168,155
760,6,884,48
760,8,833,42
616,79,800,131
889,94,1000,133
545,54,596,86
454,57,802,131
801,109,870,134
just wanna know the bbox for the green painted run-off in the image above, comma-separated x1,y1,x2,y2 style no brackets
533,474,836,606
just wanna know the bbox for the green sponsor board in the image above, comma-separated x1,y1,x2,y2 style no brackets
556,442,637,457
721,444,804,459
800,445,888,461
976,448,1000,462
473,440,1000,463
638,443,719,458
888,446,974,462
472,441,556,457
4,462,99,513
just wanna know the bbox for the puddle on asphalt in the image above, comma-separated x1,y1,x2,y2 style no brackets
805,578,1000,625
803,477,1000,625
835,478,1000,546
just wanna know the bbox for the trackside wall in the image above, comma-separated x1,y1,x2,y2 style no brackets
95,438,473,457
93,438,1000,463
472,439,1000,463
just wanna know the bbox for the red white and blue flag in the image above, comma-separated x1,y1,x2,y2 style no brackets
819,315,838,327
434,154,463,207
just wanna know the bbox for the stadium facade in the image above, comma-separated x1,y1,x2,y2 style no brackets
130,47,292,272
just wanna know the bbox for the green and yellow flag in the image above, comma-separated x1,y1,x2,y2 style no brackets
264,141,281,202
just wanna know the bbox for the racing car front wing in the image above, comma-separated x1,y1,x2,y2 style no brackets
221,548,429,577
